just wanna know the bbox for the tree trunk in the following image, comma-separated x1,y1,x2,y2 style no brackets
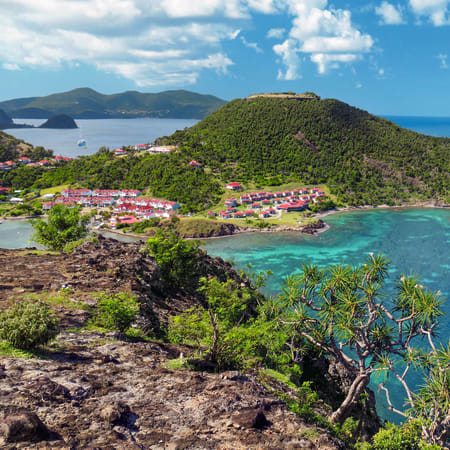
329,374,369,424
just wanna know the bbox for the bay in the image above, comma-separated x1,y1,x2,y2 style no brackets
201,207,450,422
7,118,198,158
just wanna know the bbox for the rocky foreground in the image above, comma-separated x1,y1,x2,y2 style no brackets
0,331,344,449
0,236,345,448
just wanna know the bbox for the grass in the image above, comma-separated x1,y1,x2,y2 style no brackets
0,340,38,358
165,358,187,370
40,184,69,196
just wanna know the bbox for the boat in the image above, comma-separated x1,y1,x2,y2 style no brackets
77,139,87,147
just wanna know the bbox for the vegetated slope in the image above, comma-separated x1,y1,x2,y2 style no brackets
0,88,227,119
164,96,450,205
0,131,54,164
1,147,222,212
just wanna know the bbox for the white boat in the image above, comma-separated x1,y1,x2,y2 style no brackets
77,139,87,147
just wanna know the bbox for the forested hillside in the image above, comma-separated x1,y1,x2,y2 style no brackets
0,131,52,162
0,88,226,119
163,96,450,205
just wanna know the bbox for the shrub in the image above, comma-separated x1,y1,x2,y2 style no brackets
372,421,422,450
94,292,140,333
0,301,59,349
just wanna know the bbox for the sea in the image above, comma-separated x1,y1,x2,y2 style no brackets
201,207,450,423
8,117,198,158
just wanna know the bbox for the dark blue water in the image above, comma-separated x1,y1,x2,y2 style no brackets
202,208,450,422
384,115,450,137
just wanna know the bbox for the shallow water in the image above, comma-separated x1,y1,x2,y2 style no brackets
201,208,450,422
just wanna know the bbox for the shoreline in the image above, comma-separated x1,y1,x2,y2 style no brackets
2,203,448,244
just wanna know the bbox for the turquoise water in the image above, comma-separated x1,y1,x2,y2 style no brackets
2,208,449,422
201,208,450,422
0,219,38,249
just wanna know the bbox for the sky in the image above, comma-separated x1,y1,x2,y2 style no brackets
0,0,450,116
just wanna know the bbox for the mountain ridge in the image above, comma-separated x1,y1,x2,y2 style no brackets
0,88,227,119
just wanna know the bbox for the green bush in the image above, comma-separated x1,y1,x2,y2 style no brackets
0,301,60,349
372,421,422,450
94,292,140,333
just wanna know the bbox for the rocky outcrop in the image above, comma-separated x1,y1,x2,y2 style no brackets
0,235,248,334
39,114,78,129
0,332,343,449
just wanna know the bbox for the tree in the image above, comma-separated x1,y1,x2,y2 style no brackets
168,277,257,368
147,229,200,288
277,254,445,438
31,204,89,250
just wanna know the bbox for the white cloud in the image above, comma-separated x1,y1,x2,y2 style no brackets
0,0,243,87
240,36,263,53
436,53,448,68
409,0,450,26
2,63,21,70
310,53,360,74
274,1,373,78
0,0,374,87
267,28,285,39
356,82,363,88
375,2,405,24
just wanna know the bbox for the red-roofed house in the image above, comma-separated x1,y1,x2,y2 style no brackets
207,211,217,218
224,198,238,207
114,148,127,156
26,163,38,167
189,160,201,169
225,182,243,190
219,211,232,219
18,157,32,164
244,210,254,217
259,210,271,218
233,211,245,219
120,189,141,198
251,202,261,209
39,160,50,166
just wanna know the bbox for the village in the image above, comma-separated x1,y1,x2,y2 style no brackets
209,182,326,220
0,155,73,171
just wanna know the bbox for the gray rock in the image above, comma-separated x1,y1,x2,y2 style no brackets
0,412,49,443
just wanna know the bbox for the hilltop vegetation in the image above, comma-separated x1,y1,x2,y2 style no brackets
163,95,450,205
0,88,226,119
0,131,53,162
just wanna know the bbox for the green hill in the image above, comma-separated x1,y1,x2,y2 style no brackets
162,94,450,205
0,88,226,119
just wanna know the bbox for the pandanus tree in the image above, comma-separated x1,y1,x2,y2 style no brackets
278,254,448,446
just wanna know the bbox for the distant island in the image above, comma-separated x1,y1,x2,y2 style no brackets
0,108,33,130
0,88,227,120
39,114,78,129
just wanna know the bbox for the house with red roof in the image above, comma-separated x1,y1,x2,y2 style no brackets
18,157,32,164
251,202,261,209
219,211,232,219
120,189,141,198
207,211,217,218
233,211,245,219
244,210,255,217
38,160,50,166
225,182,243,190
224,198,238,207
259,210,271,218
26,163,38,167
189,160,201,169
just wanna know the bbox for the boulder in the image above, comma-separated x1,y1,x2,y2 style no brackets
0,412,49,443
232,408,268,429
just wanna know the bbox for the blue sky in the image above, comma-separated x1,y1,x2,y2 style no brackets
0,0,449,116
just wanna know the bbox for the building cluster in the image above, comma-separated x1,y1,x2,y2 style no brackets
113,145,175,158
210,187,326,219
41,188,181,227
0,156,72,171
